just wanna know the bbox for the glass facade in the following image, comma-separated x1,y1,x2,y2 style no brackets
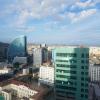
7,36,27,62
42,47,48,63
53,47,89,100
0,96,4,100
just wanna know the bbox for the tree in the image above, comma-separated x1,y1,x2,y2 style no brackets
13,62,20,69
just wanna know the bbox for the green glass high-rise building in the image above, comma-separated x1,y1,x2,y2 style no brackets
0,96,4,100
7,36,27,62
53,47,89,100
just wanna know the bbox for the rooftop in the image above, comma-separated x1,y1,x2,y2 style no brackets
2,89,12,93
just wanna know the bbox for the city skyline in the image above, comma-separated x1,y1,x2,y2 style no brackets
0,0,100,45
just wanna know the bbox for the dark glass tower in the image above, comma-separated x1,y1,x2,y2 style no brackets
7,36,27,62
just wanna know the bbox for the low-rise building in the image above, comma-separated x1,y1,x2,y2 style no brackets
0,79,52,100
13,57,27,64
0,68,12,75
1,89,12,100
22,68,29,75
0,80,38,99
39,66,54,86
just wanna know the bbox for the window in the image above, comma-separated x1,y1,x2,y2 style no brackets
81,77,84,81
69,59,77,63
85,78,88,81
85,95,88,98
56,75,77,80
86,60,89,64
85,89,88,93
85,83,88,87
81,83,84,86
56,64,67,67
56,69,76,74
56,75,67,78
81,72,84,75
81,89,84,92
81,94,84,98
81,66,84,69
56,64,77,68
85,66,88,69
81,60,84,63
81,53,84,58
56,85,68,89
56,60,68,62
56,53,77,57
86,53,89,58
85,72,88,75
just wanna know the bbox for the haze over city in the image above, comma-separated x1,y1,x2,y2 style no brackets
1,0,100,100
0,0,100,45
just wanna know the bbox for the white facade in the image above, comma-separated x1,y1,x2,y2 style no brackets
0,82,38,99
23,68,29,75
10,84,37,98
89,64,100,82
33,48,42,66
39,66,54,86
1,90,11,100
0,68,11,75
13,57,27,64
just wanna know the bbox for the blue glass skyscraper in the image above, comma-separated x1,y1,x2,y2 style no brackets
7,36,27,62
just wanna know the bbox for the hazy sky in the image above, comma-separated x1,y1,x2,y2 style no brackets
0,0,100,45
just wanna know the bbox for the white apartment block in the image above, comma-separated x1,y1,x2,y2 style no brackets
1,89,11,100
0,68,11,75
39,66,54,86
0,80,38,99
33,48,42,67
89,64,100,82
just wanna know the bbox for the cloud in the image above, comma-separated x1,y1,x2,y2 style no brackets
0,0,77,25
68,8,97,23
75,0,94,8
0,0,99,26
14,26,35,33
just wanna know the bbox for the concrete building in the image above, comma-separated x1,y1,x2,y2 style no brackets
1,89,12,100
53,47,89,100
0,68,12,75
42,47,48,63
39,66,54,86
13,56,27,64
27,44,40,55
22,68,29,75
33,48,42,67
0,80,38,99
0,79,51,100
0,42,9,62
89,64,100,82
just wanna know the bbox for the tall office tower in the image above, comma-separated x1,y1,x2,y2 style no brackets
0,42,9,62
53,47,89,100
33,48,42,67
42,47,48,63
7,36,27,62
